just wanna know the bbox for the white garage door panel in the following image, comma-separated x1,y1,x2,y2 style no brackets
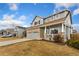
27,32,40,39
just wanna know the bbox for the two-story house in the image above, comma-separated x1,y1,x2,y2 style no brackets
26,10,72,42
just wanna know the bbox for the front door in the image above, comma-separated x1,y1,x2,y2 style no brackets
40,27,44,39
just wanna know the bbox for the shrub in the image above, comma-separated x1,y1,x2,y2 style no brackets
53,34,63,43
66,40,79,49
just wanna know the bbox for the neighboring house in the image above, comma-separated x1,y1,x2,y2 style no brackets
26,10,72,42
0,30,7,36
72,29,77,33
5,28,16,35
0,29,16,37
0,26,26,38
15,26,26,38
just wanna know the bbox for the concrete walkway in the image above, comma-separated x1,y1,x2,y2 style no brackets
0,38,32,46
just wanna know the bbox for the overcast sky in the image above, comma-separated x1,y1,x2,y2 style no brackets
0,3,79,30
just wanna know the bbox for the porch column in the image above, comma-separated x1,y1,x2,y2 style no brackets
67,25,71,40
71,26,73,34
44,26,47,39
68,26,70,39
64,24,67,42
62,23,64,32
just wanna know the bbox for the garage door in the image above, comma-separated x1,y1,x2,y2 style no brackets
27,32,40,39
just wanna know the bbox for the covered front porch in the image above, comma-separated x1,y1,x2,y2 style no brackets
40,23,72,42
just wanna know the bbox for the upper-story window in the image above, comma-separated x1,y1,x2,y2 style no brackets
34,22,37,25
53,15,55,20
34,20,40,25
59,12,65,18
56,14,58,18
38,20,40,24
53,12,65,20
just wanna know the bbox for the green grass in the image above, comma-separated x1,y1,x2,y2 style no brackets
0,40,79,56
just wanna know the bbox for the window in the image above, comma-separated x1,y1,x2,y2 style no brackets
38,20,40,24
34,22,37,25
51,29,58,34
56,14,59,19
60,13,64,18
40,19,43,24
55,15,57,20
55,14,59,20
53,15,55,20
47,29,49,34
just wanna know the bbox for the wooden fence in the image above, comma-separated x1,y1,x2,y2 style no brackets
70,33,79,40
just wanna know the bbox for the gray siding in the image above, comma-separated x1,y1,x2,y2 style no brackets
16,27,26,38
45,24,62,41
47,24,62,34
32,16,43,26
64,13,71,40
27,32,40,39
44,11,68,23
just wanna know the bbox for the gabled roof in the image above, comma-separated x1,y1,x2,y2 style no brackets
31,16,43,25
16,26,26,29
43,10,72,24
31,10,72,25
43,10,70,20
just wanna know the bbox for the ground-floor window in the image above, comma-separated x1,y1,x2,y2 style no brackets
51,29,58,34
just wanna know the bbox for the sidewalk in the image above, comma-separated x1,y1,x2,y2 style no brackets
0,38,32,46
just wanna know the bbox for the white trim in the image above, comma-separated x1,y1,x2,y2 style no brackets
64,25,67,42
44,26,46,34
62,23,64,32
44,26,47,39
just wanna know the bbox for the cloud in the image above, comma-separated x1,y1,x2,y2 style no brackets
0,14,23,30
19,15,26,21
72,24,79,32
55,3,79,16
55,3,75,8
73,8,79,15
18,14,34,28
3,14,15,20
0,20,22,30
2,14,23,26
0,20,22,27
8,3,18,11
23,25,30,27
0,13,33,30
53,3,76,14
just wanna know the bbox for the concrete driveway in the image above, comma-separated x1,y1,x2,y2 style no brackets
0,38,32,46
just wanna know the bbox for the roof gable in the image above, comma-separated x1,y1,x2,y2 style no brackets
31,16,43,25
31,10,72,25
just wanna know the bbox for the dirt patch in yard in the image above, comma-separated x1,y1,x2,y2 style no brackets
0,37,21,42
0,40,79,56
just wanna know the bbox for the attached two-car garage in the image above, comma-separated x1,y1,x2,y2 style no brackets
26,26,40,39
27,32,40,39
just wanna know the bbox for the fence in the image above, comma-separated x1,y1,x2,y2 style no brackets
70,33,79,40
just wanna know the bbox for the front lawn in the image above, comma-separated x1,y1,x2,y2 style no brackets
0,40,79,56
